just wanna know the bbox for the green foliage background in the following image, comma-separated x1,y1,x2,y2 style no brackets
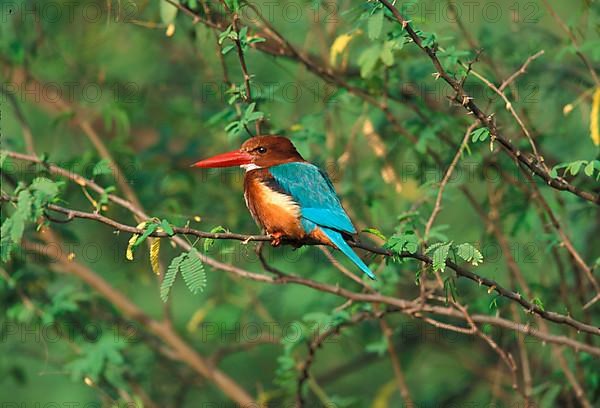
1,0,599,407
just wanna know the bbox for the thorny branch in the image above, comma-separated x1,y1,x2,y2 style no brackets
163,0,599,206
3,3,600,405
377,0,599,206
1,150,599,338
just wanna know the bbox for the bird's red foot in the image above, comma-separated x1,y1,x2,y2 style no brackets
270,232,284,247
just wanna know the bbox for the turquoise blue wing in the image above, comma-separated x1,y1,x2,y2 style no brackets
269,162,356,234
270,162,375,279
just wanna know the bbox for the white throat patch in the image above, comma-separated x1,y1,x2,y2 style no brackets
241,164,262,172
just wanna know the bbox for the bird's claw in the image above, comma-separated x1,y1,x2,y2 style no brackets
270,232,283,247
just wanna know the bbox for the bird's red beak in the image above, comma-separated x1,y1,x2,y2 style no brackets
191,149,253,168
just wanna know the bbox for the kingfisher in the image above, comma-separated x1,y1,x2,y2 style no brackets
192,136,375,279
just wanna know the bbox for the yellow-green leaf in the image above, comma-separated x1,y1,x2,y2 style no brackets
150,238,161,275
126,221,147,261
330,32,359,67
371,379,397,408
591,87,600,146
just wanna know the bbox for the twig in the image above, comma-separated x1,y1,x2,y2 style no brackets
468,57,545,166
377,0,599,205
452,301,519,392
379,319,414,405
499,50,546,92
21,234,256,406
424,122,478,240
463,183,594,407
1,173,598,337
539,0,600,87
296,311,376,406
229,10,261,135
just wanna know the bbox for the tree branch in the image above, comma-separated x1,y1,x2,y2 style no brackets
1,155,598,337
377,0,599,206
20,234,256,406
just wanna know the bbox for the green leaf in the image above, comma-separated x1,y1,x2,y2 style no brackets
385,231,419,255
160,219,174,236
92,159,112,176
568,160,586,176
248,37,266,46
380,41,397,66
540,385,562,408
367,10,384,40
444,276,458,303
553,160,600,180
424,241,444,255
30,177,60,209
97,185,115,212
421,32,437,48
66,334,126,382
362,228,387,241
180,249,206,295
218,25,234,45
134,222,158,248
221,44,235,55
160,0,178,24
204,226,227,252
455,243,483,266
0,152,7,168
365,336,388,356
224,0,240,12
244,102,257,118
11,190,33,243
532,297,545,311
239,26,248,40
358,45,381,78
431,241,452,272
489,296,499,311
161,252,186,302
471,127,490,143
584,161,594,177
1,219,15,262
160,249,207,302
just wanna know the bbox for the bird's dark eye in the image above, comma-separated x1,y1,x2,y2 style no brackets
256,147,267,154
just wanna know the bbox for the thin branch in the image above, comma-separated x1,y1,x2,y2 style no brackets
499,50,546,92
468,56,545,166
11,206,600,357
464,183,594,407
423,305,600,358
539,0,600,87
21,234,256,406
231,13,260,135
379,319,414,405
377,0,599,206
452,301,519,392
1,167,598,337
296,311,376,406
161,0,599,204
424,122,478,240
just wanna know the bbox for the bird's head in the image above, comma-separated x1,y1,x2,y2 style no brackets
192,136,304,170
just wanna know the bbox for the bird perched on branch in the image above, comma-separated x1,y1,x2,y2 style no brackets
192,136,375,279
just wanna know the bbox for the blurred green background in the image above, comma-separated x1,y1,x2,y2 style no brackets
1,0,599,407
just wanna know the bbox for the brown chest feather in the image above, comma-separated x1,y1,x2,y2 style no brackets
244,172,306,240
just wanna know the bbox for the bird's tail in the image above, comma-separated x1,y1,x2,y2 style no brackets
321,227,376,280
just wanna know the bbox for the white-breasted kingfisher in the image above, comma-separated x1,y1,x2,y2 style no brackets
192,136,375,279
